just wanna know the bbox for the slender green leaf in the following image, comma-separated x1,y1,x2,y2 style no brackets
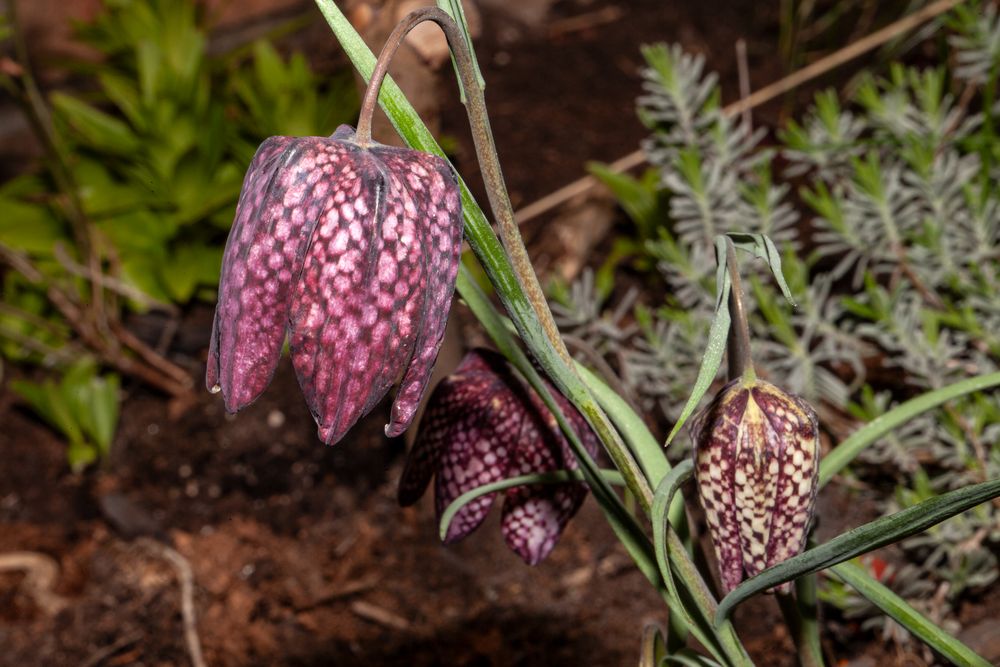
576,363,669,486
664,239,731,447
819,372,1000,488
435,0,484,101
438,468,624,540
51,93,141,155
726,232,795,305
638,623,668,667
830,561,991,667
717,476,1000,623
652,460,696,634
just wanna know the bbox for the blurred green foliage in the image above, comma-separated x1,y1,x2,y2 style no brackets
0,0,358,467
558,0,1000,638
10,358,119,471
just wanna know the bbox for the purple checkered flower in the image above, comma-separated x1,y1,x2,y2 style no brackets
398,349,599,565
206,125,463,445
691,378,820,594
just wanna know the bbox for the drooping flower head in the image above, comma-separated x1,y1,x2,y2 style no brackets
691,377,819,594
206,125,463,444
398,349,599,565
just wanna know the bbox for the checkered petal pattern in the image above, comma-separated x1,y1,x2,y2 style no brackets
691,378,819,595
398,349,598,565
207,125,463,445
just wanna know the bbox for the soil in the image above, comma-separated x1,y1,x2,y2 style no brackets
2,1,998,666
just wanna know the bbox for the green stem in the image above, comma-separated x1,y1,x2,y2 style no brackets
439,468,625,539
332,3,653,511
725,238,754,382
776,580,824,667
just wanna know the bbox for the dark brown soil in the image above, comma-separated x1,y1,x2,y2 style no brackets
2,1,999,666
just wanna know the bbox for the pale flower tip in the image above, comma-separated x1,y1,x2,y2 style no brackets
208,384,221,394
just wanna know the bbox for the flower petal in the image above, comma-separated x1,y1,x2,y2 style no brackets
287,131,386,444
500,387,594,565
208,135,325,412
756,386,820,595
400,351,521,542
732,390,779,582
380,148,463,438
693,383,748,594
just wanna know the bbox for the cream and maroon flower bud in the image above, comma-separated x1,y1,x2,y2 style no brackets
690,378,819,595
206,125,463,445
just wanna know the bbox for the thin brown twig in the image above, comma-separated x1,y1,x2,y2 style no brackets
79,632,143,667
0,551,68,615
735,39,752,131
109,321,192,386
137,538,206,667
53,243,180,315
513,0,967,226
547,6,624,39
0,245,192,396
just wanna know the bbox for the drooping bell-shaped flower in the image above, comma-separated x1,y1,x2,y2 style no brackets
690,377,820,595
206,125,463,444
398,349,599,565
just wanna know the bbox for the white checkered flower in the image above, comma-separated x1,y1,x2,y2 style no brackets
691,378,820,594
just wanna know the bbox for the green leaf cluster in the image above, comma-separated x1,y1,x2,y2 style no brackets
10,359,120,471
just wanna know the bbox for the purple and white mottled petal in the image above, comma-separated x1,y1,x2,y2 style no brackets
693,383,748,594
287,139,388,444
208,135,322,412
692,378,820,595
400,352,521,542
380,149,463,438
758,387,820,594
733,390,779,582
500,390,594,565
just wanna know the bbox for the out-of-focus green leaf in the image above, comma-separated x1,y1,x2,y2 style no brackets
11,359,120,470
159,243,223,302
0,199,64,253
98,71,145,130
589,165,664,240
51,92,141,155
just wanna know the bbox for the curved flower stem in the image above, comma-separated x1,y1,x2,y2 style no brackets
353,6,654,510
725,238,754,383
355,9,569,363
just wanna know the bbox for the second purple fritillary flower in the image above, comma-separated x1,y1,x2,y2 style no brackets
206,125,463,444
398,349,599,565
690,377,820,595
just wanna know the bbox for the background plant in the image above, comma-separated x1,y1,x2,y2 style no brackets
0,0,357,465
553,0,1000,645
317,2,1000,665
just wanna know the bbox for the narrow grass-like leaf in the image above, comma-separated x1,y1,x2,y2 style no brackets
576,363,669,486
716,476,1000,623
665,652,725,667
652,460,696,632
726,232,796,305
830,561,991,667
818,371,1000,488
438,469,625,540
664,239,731,447
638,623,668,667
435,0,484,101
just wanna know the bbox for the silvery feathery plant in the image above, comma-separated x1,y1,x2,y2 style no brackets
208,2,1000,665
568,0,1000,652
